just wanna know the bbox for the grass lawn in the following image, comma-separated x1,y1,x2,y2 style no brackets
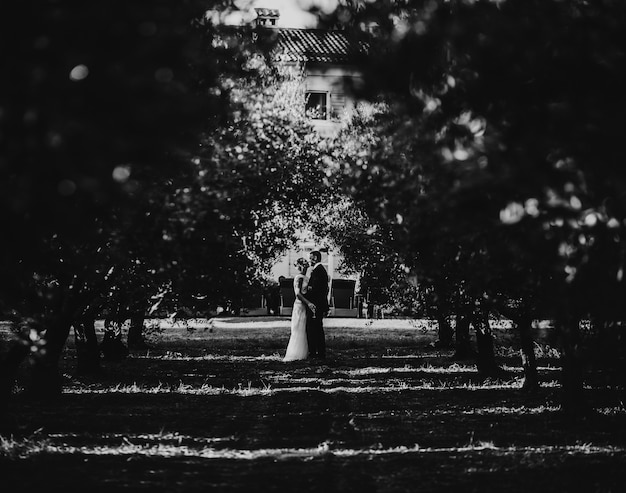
1,316,626,492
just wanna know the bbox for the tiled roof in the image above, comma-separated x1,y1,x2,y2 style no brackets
272,28,368,64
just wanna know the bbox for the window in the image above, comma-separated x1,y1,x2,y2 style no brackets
305,91,328,120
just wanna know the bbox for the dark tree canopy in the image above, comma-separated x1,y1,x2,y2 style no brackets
324,0,626,315
0,1,332,398
0,1,337,402
1,1,222,246
320,0,626,411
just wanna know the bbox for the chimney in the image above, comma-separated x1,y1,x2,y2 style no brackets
254,8,280,27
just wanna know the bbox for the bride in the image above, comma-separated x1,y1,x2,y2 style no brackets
283,257,315,362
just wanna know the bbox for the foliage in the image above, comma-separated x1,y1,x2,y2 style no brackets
0,0,228,328
0,1,342,408
0,0,331,399
313,102,423,312
320,0,626,410
160,63,331,314
322,0,626,318
0,0,333,320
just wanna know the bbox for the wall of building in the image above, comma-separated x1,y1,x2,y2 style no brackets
305,63,363,136
269,234,355,283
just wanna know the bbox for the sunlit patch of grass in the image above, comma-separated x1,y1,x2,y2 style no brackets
536,365,561,372
346,366,393,376
63,380,274,396
435,380,523,390
346,363,477,377
462,405,561,415
407,319,439,331
284,362,560,381
379,354,432,359
62,362,560,395
419,362,477,373
540,380,561,388
497,343,562,359
1,432,237,453
63,379,532,395
466,440,496,450
0,435,52,459
0,439,424,459
269,376,382,386
3,436,626,460
266,375,531,390
347,405,570,420
44,431,235,444
132,352,283,361
595,407,626,415
286,380,527,392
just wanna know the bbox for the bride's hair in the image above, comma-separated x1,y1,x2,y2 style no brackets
294,257,309,270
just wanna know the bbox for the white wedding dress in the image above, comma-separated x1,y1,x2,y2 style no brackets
283,274,309,361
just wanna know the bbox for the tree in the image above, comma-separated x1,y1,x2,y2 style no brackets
0,0,237,400
311,103,424,317
0,3,334,402
190,64,331,308
324,0,626,412
326,101,507,372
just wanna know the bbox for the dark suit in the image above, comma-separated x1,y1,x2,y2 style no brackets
305,263,329,359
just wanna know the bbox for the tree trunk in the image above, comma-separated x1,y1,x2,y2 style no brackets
557,315,588,416
452,313,474,360
517,314,539,392
436,314,454,348
592,318,626,406
433,283,453,347
128,312,148,350
74,315,101,375
28,315,73,399
474,312,502,376
0,342,30,413
100,318,129,361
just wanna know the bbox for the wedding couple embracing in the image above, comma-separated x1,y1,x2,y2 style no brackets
283,250,330,362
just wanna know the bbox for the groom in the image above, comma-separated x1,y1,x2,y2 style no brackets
305,250,330,360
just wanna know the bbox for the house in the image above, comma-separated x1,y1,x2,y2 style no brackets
255,8,368,137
